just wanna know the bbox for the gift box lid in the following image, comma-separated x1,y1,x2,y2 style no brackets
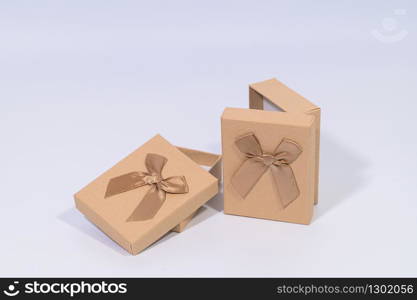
249,78,320,114
74,134,219,255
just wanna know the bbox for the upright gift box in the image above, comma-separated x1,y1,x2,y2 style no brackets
221,78,321,224
74,134,221,254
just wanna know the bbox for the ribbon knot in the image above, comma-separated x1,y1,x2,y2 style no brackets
143,175,162,185
255,154,280,166
231,133,302,208
104,153,189,222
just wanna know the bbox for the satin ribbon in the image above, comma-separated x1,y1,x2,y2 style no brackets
105,153,189,222
231,133,302,208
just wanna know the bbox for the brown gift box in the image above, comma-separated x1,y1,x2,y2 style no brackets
249,78,321,205
221,79,320,225
74,134,221,254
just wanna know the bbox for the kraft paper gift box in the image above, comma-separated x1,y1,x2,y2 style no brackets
249,78,321,205
221,79,320,225
74,134,221,255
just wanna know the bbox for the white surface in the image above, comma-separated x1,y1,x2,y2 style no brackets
263,98,285,112
1,1,417,277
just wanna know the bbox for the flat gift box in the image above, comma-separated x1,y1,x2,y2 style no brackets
74,134,220,254
221,79,320,224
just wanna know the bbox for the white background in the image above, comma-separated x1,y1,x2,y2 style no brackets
1,0,416,277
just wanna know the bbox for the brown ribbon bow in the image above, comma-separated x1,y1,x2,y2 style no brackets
231,133,302,208
105,153,189,222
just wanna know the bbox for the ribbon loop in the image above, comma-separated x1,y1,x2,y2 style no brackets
231,133,302,208
273,138,303,164
235,133,263,157
146,153,167,175
105,153,188,222
159,176,189,194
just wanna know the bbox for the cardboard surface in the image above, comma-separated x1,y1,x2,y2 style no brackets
249,78,321,205
221,108,316,224
74,134,219,254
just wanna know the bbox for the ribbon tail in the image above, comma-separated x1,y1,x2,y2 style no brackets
270,164,300,208
105,172,147,198
231,158,268,199
126,185,166,222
